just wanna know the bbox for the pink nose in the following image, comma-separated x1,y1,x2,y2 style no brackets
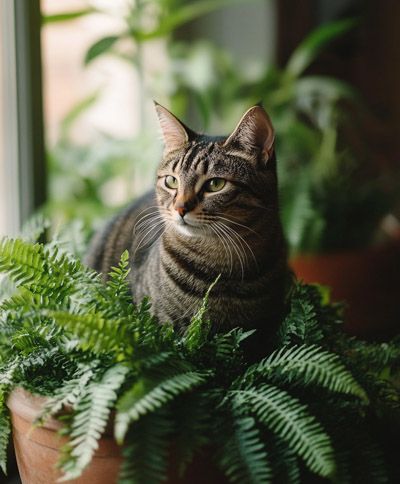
176,206,187,217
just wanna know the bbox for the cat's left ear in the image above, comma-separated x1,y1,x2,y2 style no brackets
224,105,275,162
154,101,196,157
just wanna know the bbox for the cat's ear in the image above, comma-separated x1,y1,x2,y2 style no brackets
154,101,194,156
224,105,275,161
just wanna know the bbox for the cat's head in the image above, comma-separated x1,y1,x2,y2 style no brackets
155,102,278,238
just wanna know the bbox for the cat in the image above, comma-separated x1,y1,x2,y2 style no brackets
86,102,289,345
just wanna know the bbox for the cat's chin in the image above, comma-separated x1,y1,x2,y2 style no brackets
173,222,205,238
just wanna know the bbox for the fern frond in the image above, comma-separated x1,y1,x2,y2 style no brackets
214,328,255,363
0,238,95,302
245,345,367,400
118,408,173,484
278,294,323,346
115,371,210,443
35,361,100,425
173,392,212,477
48,311,128,355
232,384,335,477
218,416,272,484
59,364,129,481
269,436,300,484
184,275,220,352
0,392,11,475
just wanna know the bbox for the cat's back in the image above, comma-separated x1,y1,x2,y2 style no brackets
85,190,157,275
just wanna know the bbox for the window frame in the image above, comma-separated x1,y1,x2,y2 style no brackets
0,0,46,235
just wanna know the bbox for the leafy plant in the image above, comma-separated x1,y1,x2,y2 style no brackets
0,230,399,483
44,6,397,252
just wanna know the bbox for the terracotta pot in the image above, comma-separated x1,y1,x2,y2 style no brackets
7,388,122,484
7,388,227,484
290,239,400,338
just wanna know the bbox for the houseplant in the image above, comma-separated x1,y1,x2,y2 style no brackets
43,7,400,336
0,228,399,483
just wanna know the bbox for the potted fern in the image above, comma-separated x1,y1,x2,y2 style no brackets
0,232,399,483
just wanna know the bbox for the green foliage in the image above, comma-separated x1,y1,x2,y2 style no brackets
231,384,335,477
0,392,10,475
218,415,272,484
59,365,129,480
44,5,396,252
245,345,367,400
0,236,399,482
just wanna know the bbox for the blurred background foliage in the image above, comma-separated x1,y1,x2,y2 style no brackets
42,0,399,255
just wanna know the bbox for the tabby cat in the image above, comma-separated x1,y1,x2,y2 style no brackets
86,103,288,344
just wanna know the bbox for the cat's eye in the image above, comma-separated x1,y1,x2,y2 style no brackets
204,178,226,192
165,175,178,189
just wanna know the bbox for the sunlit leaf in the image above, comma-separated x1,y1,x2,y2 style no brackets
84,36,120,65
43,9,96,24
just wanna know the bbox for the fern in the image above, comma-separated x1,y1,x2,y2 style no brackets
246,344,367,400
35,361,100,425
218,415,272,484
115,370,210,443
118,408,173,484
0,393,10,475
59,364,129,480
183,275,220,352
232,384,335,477
48,311,129,355
172,392,212,477
0,236,399,482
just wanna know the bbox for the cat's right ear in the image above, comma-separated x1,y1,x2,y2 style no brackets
154,102,194,157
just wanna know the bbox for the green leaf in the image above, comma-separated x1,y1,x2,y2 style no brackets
115,371,209,443
294,76,358,103
84,36,120,65
137,0,260,40
118,408,173,484
246,345,367,400
184,275,220,352
0,406,11,475
285,18,358,77
218,416,272,484
42,9,95,24
233,384,335,477
59,365,129,481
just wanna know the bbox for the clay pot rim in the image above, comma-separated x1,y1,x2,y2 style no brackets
7,387,62,432
7,387,115,436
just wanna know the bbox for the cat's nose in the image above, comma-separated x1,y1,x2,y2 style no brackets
175,205,188,218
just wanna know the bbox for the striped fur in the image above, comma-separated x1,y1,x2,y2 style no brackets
86,105,288,342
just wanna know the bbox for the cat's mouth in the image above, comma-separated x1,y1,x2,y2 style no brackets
173,216,205,237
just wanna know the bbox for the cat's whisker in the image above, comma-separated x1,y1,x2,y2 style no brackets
134,221,165,256
219,221,259,271
213,214,262,238
215,221,245,280
209,222,233,276
208,223,231,274
134,208,167,234
135,214,166,236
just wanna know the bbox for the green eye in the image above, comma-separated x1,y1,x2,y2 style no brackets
205,178,226,192
165,175,178,189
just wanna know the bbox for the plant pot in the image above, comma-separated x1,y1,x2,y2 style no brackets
7,388,122,484
290,239,400,338
7,388,227,484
